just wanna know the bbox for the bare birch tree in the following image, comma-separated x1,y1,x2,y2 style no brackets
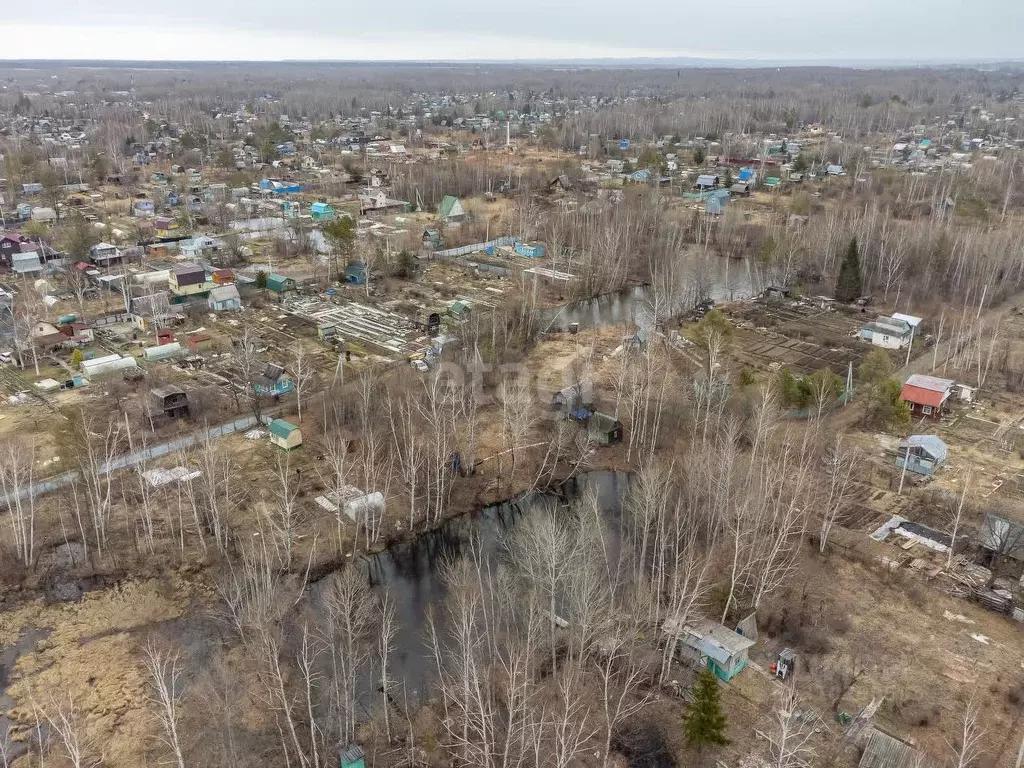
143,639,188,768
761,685,816,768
819,435,859,553
0,437,38,567
947,694,985,768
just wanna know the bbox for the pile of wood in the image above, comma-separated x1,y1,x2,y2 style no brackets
973,586,1013,613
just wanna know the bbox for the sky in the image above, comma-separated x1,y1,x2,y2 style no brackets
3,1,1024,63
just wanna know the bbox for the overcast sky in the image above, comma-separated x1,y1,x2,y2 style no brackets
4,1,1024,63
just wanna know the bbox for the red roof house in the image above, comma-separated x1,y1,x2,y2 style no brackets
900,374,954,419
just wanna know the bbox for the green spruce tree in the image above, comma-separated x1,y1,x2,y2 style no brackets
834,237,863,303
685,668,729,754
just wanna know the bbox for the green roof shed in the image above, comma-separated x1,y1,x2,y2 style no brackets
266,274,296,293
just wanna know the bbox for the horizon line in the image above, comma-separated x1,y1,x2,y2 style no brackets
1,56,1023,69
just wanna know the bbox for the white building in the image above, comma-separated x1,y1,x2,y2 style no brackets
860,316,913,349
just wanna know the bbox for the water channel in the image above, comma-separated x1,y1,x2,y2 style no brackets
538,256,758,333
319,470,632,708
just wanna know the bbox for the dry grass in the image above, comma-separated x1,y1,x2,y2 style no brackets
758,553,1024,766
0,577,206,766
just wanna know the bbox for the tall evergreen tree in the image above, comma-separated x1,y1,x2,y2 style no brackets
834,237,863,303
685,668,729,753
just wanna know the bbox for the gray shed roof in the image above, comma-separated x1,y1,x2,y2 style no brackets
209,284,240,302
979,513,1024,561
171,262,205,277
151,385,186,399
338,744,364,765
589,412,622,433
904,374,954,393
901,435,947,463
671,618,755,666
858,727,930,768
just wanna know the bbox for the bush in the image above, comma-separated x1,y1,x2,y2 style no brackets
776,366,843,410
1007,682,1024,707
864,377,910,431
760,606,832,655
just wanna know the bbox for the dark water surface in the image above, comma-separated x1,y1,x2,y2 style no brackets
354,470,631,705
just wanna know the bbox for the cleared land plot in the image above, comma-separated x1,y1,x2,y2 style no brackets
727,301,868,375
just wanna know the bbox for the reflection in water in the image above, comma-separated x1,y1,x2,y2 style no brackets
345,471,630,707
539,255,758,333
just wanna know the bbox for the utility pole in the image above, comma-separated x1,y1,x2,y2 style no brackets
897,439,909,495
904,322,915,368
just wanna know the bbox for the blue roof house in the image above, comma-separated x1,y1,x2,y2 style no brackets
627,169,651,183
133,199,155,217
310,202,335,220
737,167,755,183
259,179,302,195
896,435,948,476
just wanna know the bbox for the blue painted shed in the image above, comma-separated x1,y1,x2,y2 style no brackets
737,167,755,182
896,435,948,476
345,261,367,285
705,189,730,215
514,242,545,258
310,202,334,220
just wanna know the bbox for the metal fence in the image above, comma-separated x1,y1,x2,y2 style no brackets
430,237,516,259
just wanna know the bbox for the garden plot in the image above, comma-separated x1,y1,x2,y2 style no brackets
727,301,868,375
730,327,864,375
286,297,431,358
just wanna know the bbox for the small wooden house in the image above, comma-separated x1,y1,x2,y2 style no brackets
448,300,472,320
587,412,623,445
552,380,593,414
265,274,297,294
439,195,466,222
254,363,294,397
896,435,947,476
269,419,302,451
187,332,214,352
310,201,335,220
422,229,442,249
208,284,242,312
857,727,931,768
345,261,367,285
664,617,755,682
151,385,189,419
900,374,954,419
